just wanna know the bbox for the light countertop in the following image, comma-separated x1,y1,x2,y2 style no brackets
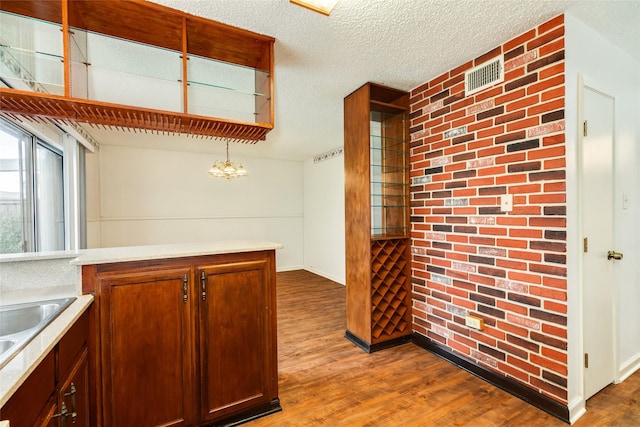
0,251,80,263
0,294,93,407
72,240,284,265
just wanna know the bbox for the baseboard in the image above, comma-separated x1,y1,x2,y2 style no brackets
412,333,570,424
303,266,345,285
275,266,346,285
214,398,282,427
345,330,412,353
276,265,305,273
617,352,640,383
568,396,586,424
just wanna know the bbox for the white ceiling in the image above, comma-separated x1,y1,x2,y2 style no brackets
91,0,640,161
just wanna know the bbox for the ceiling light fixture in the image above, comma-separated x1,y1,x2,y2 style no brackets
290,0,339,16
208,140,247,179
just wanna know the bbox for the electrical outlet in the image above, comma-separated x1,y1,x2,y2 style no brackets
500,194,513,212
465,315,485,330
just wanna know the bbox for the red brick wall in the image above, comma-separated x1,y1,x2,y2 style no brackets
409,15,567,403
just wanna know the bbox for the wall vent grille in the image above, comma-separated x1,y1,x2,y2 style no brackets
465,56,504,95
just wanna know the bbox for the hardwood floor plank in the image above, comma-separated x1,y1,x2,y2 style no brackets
245,270,639,426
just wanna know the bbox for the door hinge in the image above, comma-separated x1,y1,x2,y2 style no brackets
200,271,207,301
183,273,188,303
583,120,588,137
584,353,589,368
583,237,588,253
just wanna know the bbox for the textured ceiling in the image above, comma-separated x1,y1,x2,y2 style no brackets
92,0,640,161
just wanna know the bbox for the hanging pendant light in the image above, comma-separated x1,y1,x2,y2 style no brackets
208,140,248,179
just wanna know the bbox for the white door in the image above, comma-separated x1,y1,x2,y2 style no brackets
582,86,616,400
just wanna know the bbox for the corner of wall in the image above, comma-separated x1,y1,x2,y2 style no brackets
302,153,346,284
568,396,586,424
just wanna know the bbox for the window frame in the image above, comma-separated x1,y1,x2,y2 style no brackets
0,117,71,253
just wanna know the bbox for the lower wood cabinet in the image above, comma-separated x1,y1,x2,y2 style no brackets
96,266,195,426
198,259,278,423
83,250,279,427
1,310,90,427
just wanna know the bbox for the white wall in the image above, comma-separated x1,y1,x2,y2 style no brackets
303,154,345,284
565,13,640,421
86,144,304,270
85,147,102,248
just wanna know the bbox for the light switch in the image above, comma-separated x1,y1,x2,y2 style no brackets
500,194,513,212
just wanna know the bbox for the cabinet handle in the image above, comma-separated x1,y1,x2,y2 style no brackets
64,383,77,423
52,401,68,427
183,274,188,303
200,271,206,301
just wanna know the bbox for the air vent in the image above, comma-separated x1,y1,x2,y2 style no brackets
465,56,504,95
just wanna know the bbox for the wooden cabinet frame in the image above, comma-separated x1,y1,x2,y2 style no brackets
0,0,275,141
81,250,280,427
344,82,412,353
1,311,90,427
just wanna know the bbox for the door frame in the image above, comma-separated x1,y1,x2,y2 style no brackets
577,73,620,401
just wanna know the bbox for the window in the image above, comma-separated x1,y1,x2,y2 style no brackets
0,119,65,253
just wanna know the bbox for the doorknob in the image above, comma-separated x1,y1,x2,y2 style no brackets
607,251,623,260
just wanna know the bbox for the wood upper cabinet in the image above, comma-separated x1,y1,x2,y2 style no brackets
0,0,275,141
84,250,280,427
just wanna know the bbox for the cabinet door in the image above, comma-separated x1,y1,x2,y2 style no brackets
57,348,89,427
34,395,58,427
0,351,55,427
198,258,277,422
98,267,196,426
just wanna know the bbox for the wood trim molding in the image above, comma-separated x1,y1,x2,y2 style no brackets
345,330,411,354
411,332,570,424
0,90,271,142
217,398,282,427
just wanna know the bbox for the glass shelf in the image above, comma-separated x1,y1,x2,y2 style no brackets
370,183,407,198
187,56,270,98
187,83,266,123
371,226,409,240
370,107,408,238
69,29,182,112
370,149,406,165
371,196,406,202
370,145,405,153
0,12,64,95
371,193,406,199
370,134,405,145
370,164,407,172
187,54,271,123
371,181,406,186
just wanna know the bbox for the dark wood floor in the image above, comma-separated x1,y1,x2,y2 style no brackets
246,270,640,426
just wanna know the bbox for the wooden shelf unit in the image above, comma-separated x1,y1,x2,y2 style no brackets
344,82,412,352
0,0,274,142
